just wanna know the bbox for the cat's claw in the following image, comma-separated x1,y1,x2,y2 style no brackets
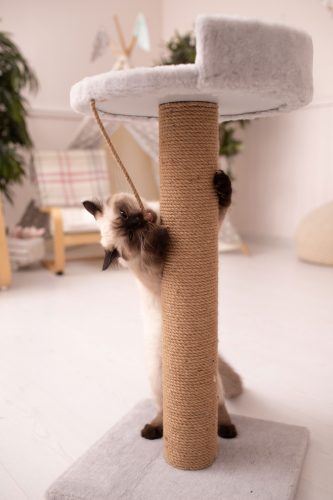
218,423,238,439
214,170,232,208
141,423,163,440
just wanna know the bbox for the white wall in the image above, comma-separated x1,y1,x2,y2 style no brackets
163,0,333,239
231,103,333,238
2,0,161,224
4,0,161,111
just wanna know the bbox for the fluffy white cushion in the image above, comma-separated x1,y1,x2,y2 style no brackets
70,15,313,121
50,208,98,234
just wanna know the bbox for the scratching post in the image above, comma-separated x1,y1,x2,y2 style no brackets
160,102,219,469
47,15,313,499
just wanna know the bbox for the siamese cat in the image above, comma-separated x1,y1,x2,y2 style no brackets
83,170,242,440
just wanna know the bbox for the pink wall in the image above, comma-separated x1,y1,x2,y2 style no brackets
3,0,161,111
230,104,333,239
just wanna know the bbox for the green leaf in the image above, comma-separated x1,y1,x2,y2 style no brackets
0,25,38,202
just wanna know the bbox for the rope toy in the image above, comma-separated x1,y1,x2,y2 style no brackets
90,99,153,221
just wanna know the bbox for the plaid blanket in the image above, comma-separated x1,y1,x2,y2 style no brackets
33,149,110,207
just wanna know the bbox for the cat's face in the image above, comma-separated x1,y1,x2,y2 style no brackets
83,193,168,271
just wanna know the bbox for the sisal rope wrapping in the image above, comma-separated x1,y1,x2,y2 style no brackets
160,102,219,470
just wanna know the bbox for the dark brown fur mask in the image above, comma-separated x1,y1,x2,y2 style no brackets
83,193,170,272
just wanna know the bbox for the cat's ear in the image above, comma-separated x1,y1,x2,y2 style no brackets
102,247,120,271
82,200,103,218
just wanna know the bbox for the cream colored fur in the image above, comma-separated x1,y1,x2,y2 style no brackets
95,194,242,425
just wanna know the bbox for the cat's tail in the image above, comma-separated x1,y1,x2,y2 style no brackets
218,356,243,399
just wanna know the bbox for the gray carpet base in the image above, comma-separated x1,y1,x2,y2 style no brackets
46,400,308,500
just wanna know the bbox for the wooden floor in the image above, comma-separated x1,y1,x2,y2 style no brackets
0,240,332,500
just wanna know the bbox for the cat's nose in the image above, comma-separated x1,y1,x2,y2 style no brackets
127,214,144,229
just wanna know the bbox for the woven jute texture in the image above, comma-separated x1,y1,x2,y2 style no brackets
159,101,219,470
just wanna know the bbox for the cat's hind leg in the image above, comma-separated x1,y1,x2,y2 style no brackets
141,333,164,440
141,410,163,440
218,403,237,439
217,370,238,439
218,355,243,399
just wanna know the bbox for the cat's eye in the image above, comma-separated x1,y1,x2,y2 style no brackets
120,209,128,219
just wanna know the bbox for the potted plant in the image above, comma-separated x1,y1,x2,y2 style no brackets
0,27,38,287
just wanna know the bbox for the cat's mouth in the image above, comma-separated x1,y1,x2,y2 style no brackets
114,212,146,232
125,213,146,230
113,212,150,244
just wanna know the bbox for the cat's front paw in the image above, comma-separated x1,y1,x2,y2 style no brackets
218,423,237,439
141,423,163,440
214,170,232,208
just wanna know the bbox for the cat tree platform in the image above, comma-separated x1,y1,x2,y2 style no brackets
46,399,309,500
71,16,312,122
50,13,314,498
